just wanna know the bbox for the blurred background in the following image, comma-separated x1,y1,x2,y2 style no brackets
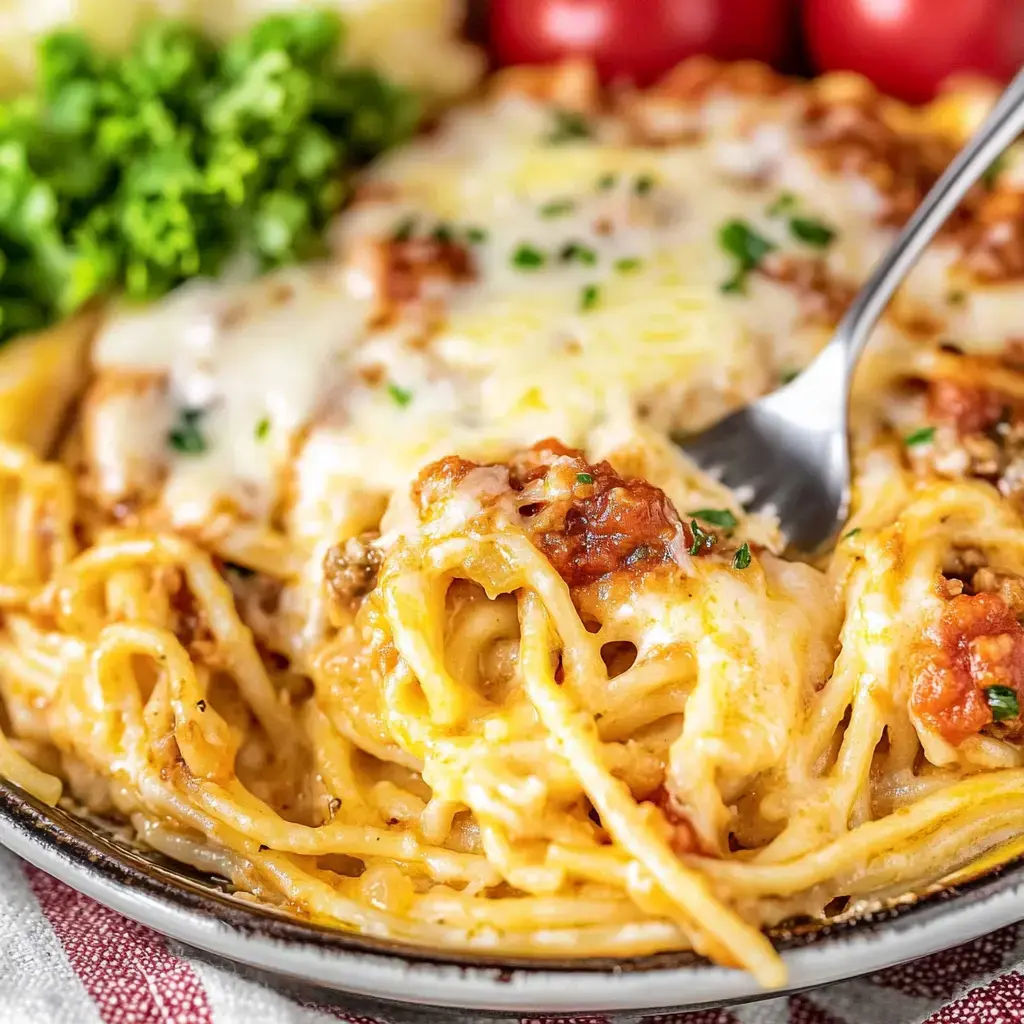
1,0,1021,105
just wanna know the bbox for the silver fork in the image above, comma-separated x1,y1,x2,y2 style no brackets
682,67,1024,552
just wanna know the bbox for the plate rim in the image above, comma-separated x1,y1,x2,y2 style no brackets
2,781,1023,1014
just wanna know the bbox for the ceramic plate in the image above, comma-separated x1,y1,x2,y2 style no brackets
2,780,1023,1017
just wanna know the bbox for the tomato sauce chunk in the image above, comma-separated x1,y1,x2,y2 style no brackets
911,592,1024,745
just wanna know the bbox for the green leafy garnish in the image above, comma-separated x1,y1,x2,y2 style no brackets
905,426,936,447
540,198,575,219
576,472,594,484
983,153,1008,189
614,257,642,273
688,519,716,555
512,243,546,269
560,241,597,266
168,408,207,455
387,382,413,407
431,223,454,244
790,216,836,248
465,226,488,244
766,192,797,217
547,109,591,144
596,172,617,191
781,368,801,384
688,508,737,529
731,542,752,570
0,12,419,343
718,219,776,295
986,685,1020,721
392,216,417,242
254,415,270,441
633,174,655,195
579,283,600,311
842,527,861,540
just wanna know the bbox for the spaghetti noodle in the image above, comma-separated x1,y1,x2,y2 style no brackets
1,57,1024,989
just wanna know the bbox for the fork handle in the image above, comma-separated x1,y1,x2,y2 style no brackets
832,65,1024,369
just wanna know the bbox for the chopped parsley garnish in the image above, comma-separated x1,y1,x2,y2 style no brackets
767,192,797,217
392,216,417,242
634,174,655,195
615,257,642,273
0,11,421,345
431,223,454,244
718,219,776,294
540,198,576,219
688,519,716,555
983,153,1008,189
579,284,600,311
842,527,861,541
597,172,618,191
985,685,1020,721
689,508,738,529
465,226,489,244
167,408,207,455
547,108,592,144
560,241,597,266
255,416,271,441
732,542,752,570
790,216,836,248
904,426,936,447
387,383,413,407
512,243,546,269
576,472,594,484
781,368,801,384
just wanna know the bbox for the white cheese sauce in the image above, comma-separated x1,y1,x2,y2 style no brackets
91,92,893,543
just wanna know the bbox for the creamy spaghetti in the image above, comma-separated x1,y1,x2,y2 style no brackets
3,55,1024,989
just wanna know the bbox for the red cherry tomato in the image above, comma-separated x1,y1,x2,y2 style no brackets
805,0,1024,104
489,0,794,85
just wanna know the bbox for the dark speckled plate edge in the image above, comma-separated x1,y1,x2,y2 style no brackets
2,778,1024,1016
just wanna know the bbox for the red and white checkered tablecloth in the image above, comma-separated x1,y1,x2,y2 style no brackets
2,847,1022,1024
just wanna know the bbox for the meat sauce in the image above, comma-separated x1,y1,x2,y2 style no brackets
414,440,694,590
911,592,1024,745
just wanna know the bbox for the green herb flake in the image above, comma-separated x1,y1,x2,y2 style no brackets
614,257,642,273
731,542,752,570
512,243,546,269
254,416,271,441
688,508,738,530
540,198,575,219
560,241,597,266
983,153,1008,189
547,108,591,144
168,408,207,455
387,382,413,407
576,472,594,484
224,561,255,578
790,216,837,248
781,368,801,384
579,283,600,312
392,216,417,242
718,219,776,293
597,172,618,191
465,226,488,244
688,519,716,556
947,289,967,306
633,174,655,195
431,223,454,244
904,426,937,447
986,684,1020,721
766,191,797,217
842,527,861,541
